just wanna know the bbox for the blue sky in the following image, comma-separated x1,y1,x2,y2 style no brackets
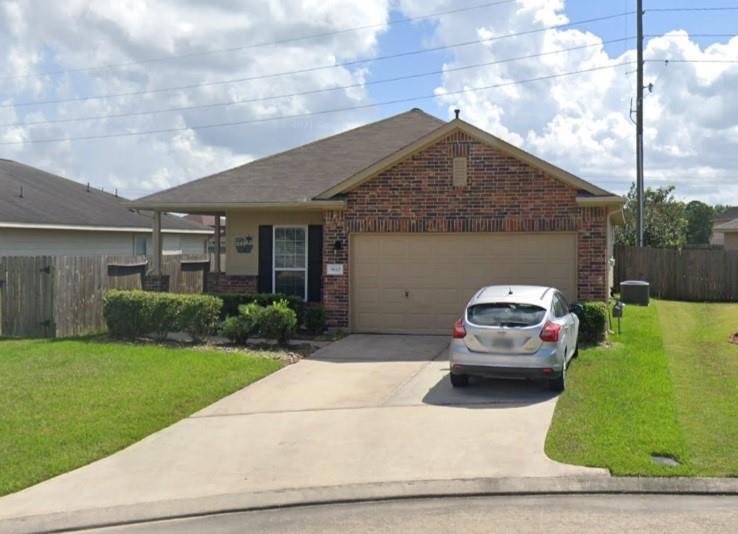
0,0,736,203
370,0,738,120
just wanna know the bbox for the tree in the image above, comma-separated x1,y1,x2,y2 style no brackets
684,200,715,245
615,184,687,248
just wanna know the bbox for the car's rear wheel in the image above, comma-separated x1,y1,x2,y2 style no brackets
548,366,566,392
450,373,469,388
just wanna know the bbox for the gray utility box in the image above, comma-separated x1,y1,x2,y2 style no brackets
620,280,650,306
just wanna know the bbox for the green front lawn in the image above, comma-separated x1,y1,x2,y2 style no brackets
0,338,283,496
546,300,738,476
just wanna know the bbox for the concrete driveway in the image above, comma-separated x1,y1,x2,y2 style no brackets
0,335,605,521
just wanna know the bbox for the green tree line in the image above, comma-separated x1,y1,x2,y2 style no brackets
615,184,729,248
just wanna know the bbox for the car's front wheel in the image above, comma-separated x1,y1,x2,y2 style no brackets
450,373,469,388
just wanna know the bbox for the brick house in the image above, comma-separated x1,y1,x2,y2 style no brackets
132,109,624,334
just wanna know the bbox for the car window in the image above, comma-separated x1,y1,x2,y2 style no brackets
552,295,568,318
467,303,547,327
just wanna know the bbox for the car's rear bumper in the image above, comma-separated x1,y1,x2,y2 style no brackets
449,339,564,379
449,363,561,380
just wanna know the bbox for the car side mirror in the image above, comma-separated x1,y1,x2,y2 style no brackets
569,304,584,316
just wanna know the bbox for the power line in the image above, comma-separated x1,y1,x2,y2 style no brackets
0,0,518,82
0,11,634,109
648,58,738,64
1,37,633,128
647,6,738,12
645,33,738,38
0,62,633,146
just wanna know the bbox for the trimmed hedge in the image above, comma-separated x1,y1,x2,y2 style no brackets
103,290,222,342
209,292,304,323
577,301,608,343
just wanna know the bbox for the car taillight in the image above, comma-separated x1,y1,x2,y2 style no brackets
453,319,466,338
539,321,561,342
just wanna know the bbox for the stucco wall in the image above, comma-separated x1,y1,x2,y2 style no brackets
0,228,207,256
724,232,738,251
225,209,323,276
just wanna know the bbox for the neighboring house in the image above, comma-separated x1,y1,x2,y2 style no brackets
0,159,212,256
132,109,624,334
710,206,738,246
713,218,738,250
184,214,225,254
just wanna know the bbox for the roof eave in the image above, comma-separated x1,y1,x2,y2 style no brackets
0,221,213,234
576,195,626,207
125,200,347,212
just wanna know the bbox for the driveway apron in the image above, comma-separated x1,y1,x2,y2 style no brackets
0,334,606,520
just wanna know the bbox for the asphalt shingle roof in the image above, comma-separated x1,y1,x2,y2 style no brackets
134,109,446,205
0,159,209,232
714,218,738,231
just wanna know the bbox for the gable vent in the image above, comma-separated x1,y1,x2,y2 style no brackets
452,156,468,187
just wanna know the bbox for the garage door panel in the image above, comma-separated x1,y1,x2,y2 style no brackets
351,233,577,334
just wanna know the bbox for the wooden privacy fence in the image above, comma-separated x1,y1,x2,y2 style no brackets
615,245,738,302
0,254,212,338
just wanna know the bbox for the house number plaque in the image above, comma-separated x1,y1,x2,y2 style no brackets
326,264,344,276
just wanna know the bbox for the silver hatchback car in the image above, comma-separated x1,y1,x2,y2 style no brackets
449,285,581,391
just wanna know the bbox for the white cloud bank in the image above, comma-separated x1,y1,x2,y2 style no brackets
1,0,737,204
0,0,389,198
400,0,738,203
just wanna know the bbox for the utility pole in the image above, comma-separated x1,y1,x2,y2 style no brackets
636,0,645,247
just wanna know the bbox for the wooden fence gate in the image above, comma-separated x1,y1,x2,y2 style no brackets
0,254,212,338
0,256,55,338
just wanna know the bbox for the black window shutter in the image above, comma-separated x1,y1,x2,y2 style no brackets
307,225,323,302
258,225,273,293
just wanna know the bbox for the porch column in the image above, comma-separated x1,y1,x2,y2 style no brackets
214,214,222,273
151,210,162,275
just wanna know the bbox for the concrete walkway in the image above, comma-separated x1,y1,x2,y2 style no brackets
0,335,605,523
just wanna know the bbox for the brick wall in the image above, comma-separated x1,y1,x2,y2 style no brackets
322,131,609,328
205,273,258,294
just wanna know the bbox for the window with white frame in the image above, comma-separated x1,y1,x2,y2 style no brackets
134,235,148,256
273,226,307,299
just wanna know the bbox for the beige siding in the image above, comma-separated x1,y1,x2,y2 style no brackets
724,232,738,251
351,233,577,334
0,228,207,256
225,209,323,275
137,234,207,255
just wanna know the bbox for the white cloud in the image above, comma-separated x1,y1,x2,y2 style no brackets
1,0,736,205
399,0,738,204
0,0,390,198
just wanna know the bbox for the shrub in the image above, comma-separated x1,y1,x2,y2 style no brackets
259,299,298,344
220,303,266,344
210,293,304,323
577,301,608,343
178,294,222,342
103,290,222,341
304,306,326,335
103,290,151,339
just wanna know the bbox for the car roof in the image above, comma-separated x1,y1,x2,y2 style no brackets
470,285,557,307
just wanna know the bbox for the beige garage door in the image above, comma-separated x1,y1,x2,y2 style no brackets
351,233,577,334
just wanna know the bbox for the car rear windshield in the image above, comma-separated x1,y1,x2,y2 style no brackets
467,303,546,327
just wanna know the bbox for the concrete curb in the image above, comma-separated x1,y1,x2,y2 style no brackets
2,476,737,533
